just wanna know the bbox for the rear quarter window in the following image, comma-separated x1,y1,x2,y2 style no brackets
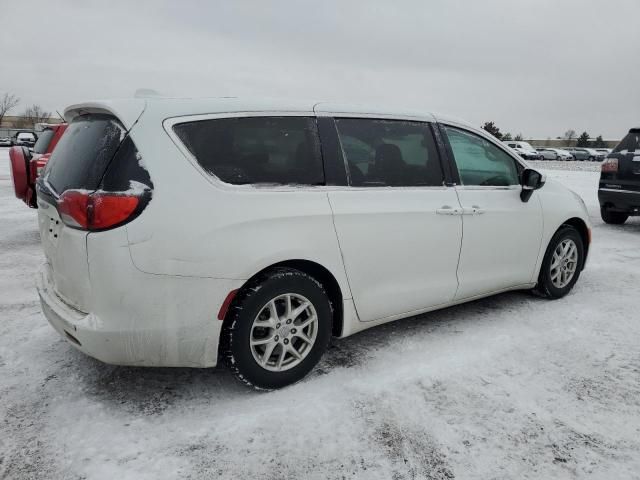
173,116,324,185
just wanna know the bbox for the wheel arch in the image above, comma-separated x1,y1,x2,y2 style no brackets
223,259,345,338
560,217,590,269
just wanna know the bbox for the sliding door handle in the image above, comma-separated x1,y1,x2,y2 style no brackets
436,206,462,215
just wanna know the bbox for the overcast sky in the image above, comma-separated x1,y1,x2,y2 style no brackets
1,0,638,138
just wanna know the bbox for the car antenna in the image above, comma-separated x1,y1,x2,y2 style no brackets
56,110,65,123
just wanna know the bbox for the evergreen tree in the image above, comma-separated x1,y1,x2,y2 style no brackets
576,131,590,147
594,135,606,148
482,121,503,140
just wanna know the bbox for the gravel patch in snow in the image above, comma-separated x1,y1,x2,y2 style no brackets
1,147,639,479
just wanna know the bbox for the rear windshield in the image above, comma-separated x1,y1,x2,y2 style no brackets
33,128,55,154
173,116,324,185
44,114,127,194
613,130,640,153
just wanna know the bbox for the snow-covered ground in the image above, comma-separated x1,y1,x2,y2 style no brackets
1,149,639,479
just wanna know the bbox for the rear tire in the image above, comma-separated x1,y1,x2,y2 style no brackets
600,207,628,225
534,225,584,299
221,267,332,389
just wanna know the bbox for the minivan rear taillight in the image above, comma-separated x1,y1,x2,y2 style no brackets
58,189,141,231
601,158,618,173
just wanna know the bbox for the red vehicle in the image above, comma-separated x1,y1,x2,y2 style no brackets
9,123,67,208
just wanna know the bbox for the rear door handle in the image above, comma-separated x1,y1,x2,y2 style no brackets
436,206,463,215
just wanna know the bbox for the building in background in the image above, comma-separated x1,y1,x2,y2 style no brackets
0,115,63,139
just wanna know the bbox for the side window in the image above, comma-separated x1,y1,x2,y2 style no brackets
444,126,520,187
173,116,324,185
334,118,444,187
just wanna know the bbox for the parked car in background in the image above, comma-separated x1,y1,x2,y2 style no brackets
595,148,612,156
36,98,590,389
537,148,573,160
506,141,543,160
564,147,590,161
9,123,67,208
582,148,606,161
598,128,640,224
535,148,556,160
0,137,12,147
14,131,37,147
536,147,572,160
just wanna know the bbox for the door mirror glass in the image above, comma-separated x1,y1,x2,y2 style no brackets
520,168,545,202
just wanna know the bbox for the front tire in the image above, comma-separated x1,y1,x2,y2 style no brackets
601,207,628,225
221,267,333,389
534,226,584,299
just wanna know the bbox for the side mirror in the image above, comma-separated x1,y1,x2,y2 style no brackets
520,168,545,202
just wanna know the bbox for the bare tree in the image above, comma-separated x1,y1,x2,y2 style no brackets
563,129,577,141
0,93,20,126
19,104,52,129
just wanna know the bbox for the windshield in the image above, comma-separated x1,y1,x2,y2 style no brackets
520,142,535,150
613,130,640,153
33,128,55,154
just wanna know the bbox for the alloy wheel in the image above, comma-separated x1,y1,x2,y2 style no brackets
249,293,318,372
550,239,578,289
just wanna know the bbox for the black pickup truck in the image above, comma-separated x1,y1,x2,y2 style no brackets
599,128,640,224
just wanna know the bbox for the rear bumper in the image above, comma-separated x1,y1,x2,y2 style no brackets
37,263,241,367
598,188,640,214
37,266,115,363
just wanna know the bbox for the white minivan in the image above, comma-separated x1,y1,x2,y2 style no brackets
36,98,590,388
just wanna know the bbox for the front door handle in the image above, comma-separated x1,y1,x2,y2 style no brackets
436,206,463,215
461,205,485,215
471,205,485,215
